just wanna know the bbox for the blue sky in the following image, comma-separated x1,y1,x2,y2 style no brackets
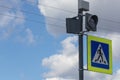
1,0,120,80
0,0,57,80
0,0,68,80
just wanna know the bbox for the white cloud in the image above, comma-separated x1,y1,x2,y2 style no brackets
25,28,36,44
45,77,75,80
85,69,120,80
0,0,25,39
44,70,120,80
42,36,78,80
0,0,38,44
38,0,120,36
46,77,74,80
38,0,77,36
16,28,36,44
112,69,120,80
107,34,120,62
89,0,120,34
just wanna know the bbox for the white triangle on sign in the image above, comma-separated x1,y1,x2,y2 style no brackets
92,44,108,65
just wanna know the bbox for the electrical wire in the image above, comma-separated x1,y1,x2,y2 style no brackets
0,1,120,33
1,10,120,39
0,12,65,30
0,10,119,32
1,4,120,28
21,0,120,26
0,5,65,23
0,1,120,26
21,0,77,14
99,17,120,25
0,0,119,24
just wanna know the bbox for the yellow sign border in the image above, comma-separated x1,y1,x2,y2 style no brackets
87,35,112,74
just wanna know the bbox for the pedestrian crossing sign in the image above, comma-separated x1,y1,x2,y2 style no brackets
87,35,112,74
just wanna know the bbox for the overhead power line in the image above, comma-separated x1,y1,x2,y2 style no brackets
21,0,77,14
0,11,120,34
0,0,120,40
100,17,120,24
0,4,120,27
0,0,120,25
22,0,120,25
0,5,65,23
0,12,65,30
21,0,120,25
0,1,120,32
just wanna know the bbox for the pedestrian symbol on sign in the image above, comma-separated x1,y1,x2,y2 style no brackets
92,44,108,65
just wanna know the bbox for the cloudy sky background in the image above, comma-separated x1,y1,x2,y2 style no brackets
0,0,120,80
38,0,120,80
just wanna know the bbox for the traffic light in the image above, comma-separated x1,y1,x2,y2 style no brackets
85,13,98,31
66,16,82,34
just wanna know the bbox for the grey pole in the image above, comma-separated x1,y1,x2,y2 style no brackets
78,0,84,80
79,33,84,80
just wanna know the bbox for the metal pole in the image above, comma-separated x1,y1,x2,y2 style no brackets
79,33,83,80
78,0,84,80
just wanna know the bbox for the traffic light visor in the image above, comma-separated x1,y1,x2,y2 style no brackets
85,13,98,31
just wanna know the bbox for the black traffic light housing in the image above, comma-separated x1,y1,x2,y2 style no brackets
85,13,98,31
66,16,82,34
